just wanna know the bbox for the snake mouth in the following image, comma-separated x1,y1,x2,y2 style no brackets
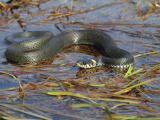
76,58,97,68
76,63,96,68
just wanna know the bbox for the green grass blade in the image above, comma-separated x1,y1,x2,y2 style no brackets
0,87,17,91
114,78,155,94
124,66,133,78
124,67,143,78
0,71,17,79
72,103,102,107
72,103,114,120
102,103,114,120
0,104,52,120
134,51,160,58
123,64,160,88
45,91,140,103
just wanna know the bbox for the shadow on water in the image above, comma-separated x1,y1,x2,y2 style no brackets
0,0,160,119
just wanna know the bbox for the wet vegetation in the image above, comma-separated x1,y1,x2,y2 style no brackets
0,0,160,119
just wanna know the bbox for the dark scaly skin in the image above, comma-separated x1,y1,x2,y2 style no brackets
4,30,134,68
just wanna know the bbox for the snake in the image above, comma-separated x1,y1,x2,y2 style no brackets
4,30,134,68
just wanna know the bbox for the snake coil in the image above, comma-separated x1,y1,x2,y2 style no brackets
5,30,134,68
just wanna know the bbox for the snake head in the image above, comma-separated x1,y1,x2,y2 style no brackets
76,58,97,68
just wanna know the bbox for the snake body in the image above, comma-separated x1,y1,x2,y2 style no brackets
5,30,134,68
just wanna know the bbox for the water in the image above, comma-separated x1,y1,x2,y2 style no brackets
0,0,160,119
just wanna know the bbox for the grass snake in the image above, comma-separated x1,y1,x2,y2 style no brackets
4,30,134,68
